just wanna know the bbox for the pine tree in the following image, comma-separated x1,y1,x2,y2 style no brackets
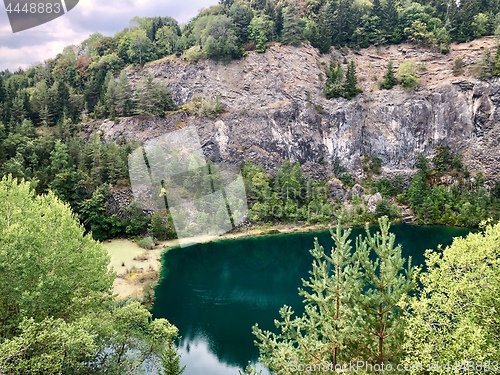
355,217,416,364
253,217,417,372
380,61,397,89
382,0,400,42
161,340,186,375
343,60,361,99
281,1,302,46
324,61,344,99
252,221,365,371
104,71,117,118
116,71,133,116
150,211,168,241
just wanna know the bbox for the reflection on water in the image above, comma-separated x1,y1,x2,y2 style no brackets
152,225,472,374
178,337,270,375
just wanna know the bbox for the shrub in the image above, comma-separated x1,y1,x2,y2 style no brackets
137,236,155,250
182,46,206,62
397,61,419,90
453,58,464,76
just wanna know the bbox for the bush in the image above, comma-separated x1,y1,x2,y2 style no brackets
137,236,155,250
453,58,464,76
397,61,419,90
182,46,206,62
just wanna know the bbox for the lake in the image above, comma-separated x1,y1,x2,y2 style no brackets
151,225,472,375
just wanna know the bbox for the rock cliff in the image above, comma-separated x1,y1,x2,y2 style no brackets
94,38,500,181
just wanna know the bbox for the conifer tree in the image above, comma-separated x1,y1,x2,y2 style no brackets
252,222,365,371
355,217,416,364
380,61,397,89
150,211,168,241
281,1,302,46
104,71,117,118
343,60,361,99
116,70,133,116
325,61,344,99
253,217,416,371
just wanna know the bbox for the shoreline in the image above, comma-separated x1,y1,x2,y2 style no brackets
104,220,472,300
104,223,332,299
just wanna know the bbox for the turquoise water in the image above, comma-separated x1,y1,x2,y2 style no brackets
152,225,472,375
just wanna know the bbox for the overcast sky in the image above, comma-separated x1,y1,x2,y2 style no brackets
0,0,219,71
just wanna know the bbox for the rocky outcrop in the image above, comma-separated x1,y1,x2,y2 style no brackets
92,41,500,184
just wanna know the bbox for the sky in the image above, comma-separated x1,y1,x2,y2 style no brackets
0,0,219,71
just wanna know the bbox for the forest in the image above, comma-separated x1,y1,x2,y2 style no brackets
1,0,500,242
1,0,500,373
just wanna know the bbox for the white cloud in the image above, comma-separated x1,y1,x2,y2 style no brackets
0,0,218,71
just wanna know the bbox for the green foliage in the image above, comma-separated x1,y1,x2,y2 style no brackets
0,177,184,374
324,61,344,99
200,15,244,60
136,75,176,117
380,61,397,89
182,45,206,61
253,217,416,371
400,149,495,227
249,14,275,52
137,236,155,249
150,211,168,240
343,60,362,99
242,161,333,225
403,221,500,369
475,48,495,80
281,1,302,46
397,61,419,90
432,143,453,173
118,29,154,66
0,176,113,338
493,45,500,77
325,60,361,100
0,317,97,374
453,57,464,76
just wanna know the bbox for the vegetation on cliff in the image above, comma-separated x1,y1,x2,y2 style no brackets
0,0,500,242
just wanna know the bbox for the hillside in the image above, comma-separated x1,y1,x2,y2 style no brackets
93,37,500,180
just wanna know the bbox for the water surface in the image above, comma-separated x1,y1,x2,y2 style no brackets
152,225,472,374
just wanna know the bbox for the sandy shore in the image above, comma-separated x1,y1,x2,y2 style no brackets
104,224,331,299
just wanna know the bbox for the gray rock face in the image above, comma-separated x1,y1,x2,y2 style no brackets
95,44,500,181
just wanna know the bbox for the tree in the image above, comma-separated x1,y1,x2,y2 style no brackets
253,217,416,371
150,211,169,240
136,75,176,117
198,15,244,60
281,1,302,46
382,0,400,42
381,61,397,89
0,176,184,374
343,60,362,99
355,217,417,365
0,176,113,338
324,61,344,99
229,2,254,44
116,71,133,116
155,25,180,57
49,140,71,175
249,14,275,52
403,221,500,370
104,71,117,117
118,29,154,66
432,143,453,173
252,222,365,371
0,317,97,375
